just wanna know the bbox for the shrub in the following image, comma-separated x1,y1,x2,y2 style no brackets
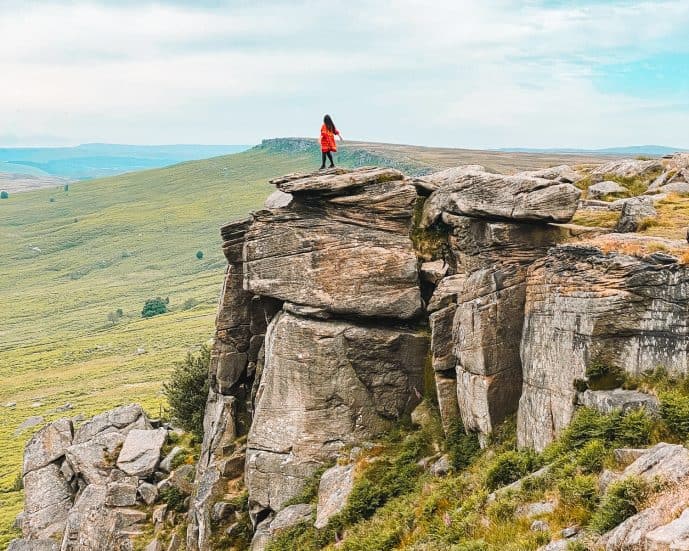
558,407,654,452
49,197,56,203
589,476,647,533
160,486,188,512
106,309,124,325
577,440,608,473
447,421,481,471
141,297,168,318
182,297,199,310
163,345,210,439
339,434,426,526
558,474,598,510
64,184,69,192
0,190,8,199
485,450,540,490
196,250,204,259
660,390,689,440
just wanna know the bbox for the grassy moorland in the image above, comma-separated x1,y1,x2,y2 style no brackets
0,139,623,546
0,145,323,546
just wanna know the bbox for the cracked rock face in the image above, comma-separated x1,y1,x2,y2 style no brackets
421,172,581,227
518,244,689,451
246,310,428,518
243,170,422,320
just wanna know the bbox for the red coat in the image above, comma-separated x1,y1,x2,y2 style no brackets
320,124,339,152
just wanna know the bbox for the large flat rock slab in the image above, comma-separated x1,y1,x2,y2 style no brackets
116,428,167,477
421,172,580,227
244,210,422,319
270,167,403,195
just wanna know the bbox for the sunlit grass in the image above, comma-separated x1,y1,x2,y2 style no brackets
0,146,323,548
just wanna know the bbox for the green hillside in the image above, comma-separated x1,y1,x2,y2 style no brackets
0,145,330,546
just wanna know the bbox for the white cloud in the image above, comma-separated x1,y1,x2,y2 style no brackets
2,0,689,147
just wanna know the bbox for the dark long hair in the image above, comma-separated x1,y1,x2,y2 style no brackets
323,114,336,132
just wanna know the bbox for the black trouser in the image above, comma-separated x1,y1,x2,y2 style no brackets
321,151,334,168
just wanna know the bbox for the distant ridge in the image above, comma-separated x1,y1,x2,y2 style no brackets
0,143,252,180
497,145,688,156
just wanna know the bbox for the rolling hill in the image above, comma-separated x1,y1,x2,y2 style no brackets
0,139,625,546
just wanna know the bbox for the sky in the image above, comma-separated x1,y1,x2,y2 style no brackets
2,0,689,149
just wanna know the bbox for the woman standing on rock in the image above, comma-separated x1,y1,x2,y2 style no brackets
320,114,343,169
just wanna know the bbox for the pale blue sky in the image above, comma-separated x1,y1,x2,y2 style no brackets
2,0,689,148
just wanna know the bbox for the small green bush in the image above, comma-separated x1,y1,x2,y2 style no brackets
485,450,540,490
558,474,598,510
558,407,654,452
196,250,204,259
577,439,608,473
64,184,69,192
338,433,426,526
49,197,56,203
106,309,124,325
660,390,689,440
163,345,210,439
141,296,168,318
160,486,188,512
589,476,647,533
0,190,8,199
446,421,481,471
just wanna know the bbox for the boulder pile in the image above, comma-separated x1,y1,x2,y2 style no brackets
12,405,192,551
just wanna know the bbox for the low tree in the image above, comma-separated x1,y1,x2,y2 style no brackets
0,190,8,199
196,250,204,260
163,345,210,439
107,309,124,325
64,184,69,192
141,297,168,318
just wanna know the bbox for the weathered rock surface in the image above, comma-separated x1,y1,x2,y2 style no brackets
315,463,356,529
518,164,583,184
577,389,660,415
8,540,59,551
18,405,171,550
243,206,422,319
600,487,689,550
413,165,487,194
518,244,689,450
616,195,657,232
23,463,73,539
60,484,147,550
72,403,150,444
590,158,663,182
587,180,629,200
116,428,166,477
421,172,580,227
247,310,427,517
22,418,73,475
65,430,126,485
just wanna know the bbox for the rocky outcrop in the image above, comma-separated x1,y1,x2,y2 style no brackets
518,243,689,450
14,405,187,551
598,444,689,549
421,172,580,227
189,167,430,550
616,195,657,232
186,158,689,547
247,311,426,516
590,158,663,183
